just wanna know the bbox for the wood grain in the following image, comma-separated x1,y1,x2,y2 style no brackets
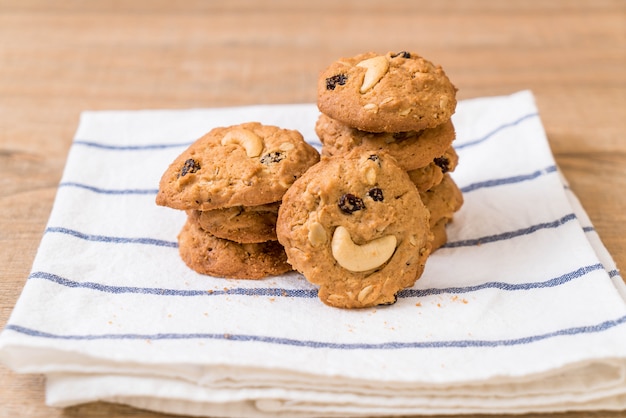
0,1,624,417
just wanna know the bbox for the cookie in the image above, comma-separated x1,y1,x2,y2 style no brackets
317,51,457,132
420,174,463,252
407,146,459,192
316,113,456,171
420,174,464,227
156,122,320,211
178,218,291,279
430,218,450,251
420,174,464,250
188,201,280,244
276,150,432,309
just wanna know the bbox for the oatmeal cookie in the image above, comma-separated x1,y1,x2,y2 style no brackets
315,113,455,171
276,150,432,308
187,201,280,244
156,122,319,211
420,174,464,250
317,51,457,132
178,218,291,279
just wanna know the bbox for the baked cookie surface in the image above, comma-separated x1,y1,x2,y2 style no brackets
178,218,291,279
156,122,319,211
430,218,451,251
317,51,457,132
420,174,464,250
188,201,280,244
420,173,464,227
407,146,459,192
315,113,456,171
276,151,432,309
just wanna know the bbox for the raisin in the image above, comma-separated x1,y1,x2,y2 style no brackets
367,187,384,202
180,158,200,177
433,156,450,173
326,74,348,90
260,151,285,165
392,51,411,58
338,193,365,214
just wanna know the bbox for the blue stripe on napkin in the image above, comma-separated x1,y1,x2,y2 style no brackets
6,313,626,350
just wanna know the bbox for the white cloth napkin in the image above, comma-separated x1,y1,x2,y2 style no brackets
1,90,625,417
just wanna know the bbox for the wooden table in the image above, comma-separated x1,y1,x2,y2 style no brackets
1,1,624,417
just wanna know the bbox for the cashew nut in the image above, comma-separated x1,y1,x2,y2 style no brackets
221,129,264,157
356,56,389,93
331,226,397,272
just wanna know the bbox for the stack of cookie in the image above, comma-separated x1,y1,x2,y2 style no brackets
156,122,319,279
315,51,463,250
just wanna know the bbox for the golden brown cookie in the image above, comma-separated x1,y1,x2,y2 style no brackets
188,201,280,244
407,146,459,192
430,218,450,252
317,51,457,132
420,174,464,251
276,150,432,309
420,174,464,227
315,113,456,171
178,218,291,279
156,122,320,211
